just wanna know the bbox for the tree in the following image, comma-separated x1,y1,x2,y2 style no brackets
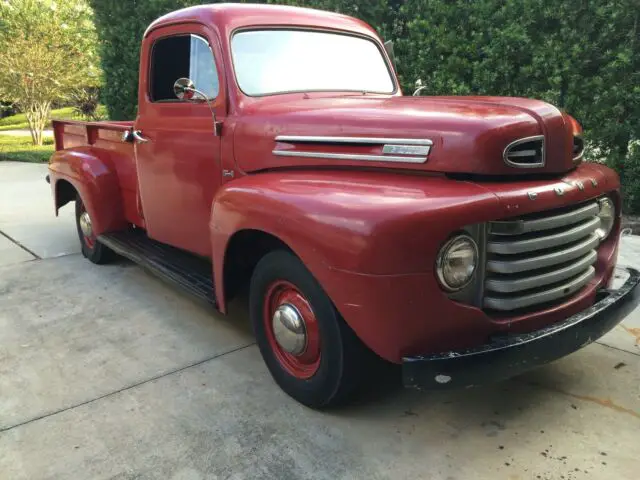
0,0,101,145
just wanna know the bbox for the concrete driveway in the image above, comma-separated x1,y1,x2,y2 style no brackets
0,161,639,480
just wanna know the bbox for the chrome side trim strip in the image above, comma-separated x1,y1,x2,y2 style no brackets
275,136,433,146
490,202,600,236
272,150,427,164
484,267,595,311
485,250,597,293
488,217,601,254
487,233,600,274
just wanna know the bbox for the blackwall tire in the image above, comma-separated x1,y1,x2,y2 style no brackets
75,194,114,264
250,250,373,408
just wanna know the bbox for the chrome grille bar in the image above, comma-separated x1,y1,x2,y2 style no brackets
490,202,599,236
484,267,595,311
488,217,601,254
487,233,599,274
485,250,597,293
484,199,602,312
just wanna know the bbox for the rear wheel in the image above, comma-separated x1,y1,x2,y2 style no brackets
250,250,372,408
75,194,114,264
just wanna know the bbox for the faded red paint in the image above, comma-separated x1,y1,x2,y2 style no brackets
48,4,622,363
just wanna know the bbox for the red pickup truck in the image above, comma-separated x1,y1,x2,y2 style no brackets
48,3,640,408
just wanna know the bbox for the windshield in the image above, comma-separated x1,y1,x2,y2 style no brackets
231,29,395,96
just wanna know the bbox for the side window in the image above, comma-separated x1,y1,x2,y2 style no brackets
150,34,219,102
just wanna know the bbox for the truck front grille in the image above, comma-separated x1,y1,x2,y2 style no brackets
484,201,600,311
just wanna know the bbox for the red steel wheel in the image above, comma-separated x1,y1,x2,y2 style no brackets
75,193,114,264
251,250,374,408
77,201,96,249
263,280,321,379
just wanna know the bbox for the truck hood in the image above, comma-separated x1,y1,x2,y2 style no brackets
234,95,581,176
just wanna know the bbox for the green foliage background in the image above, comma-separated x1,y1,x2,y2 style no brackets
90,0,639,210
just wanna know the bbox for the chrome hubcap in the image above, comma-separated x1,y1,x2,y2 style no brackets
272,304,307,355
79,211,93,237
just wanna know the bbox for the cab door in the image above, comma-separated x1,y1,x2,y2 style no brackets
134,23,225,257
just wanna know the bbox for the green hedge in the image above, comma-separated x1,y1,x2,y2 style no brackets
89,0,212,120
394,0,639,212
89,0,391,119
91,0,639,210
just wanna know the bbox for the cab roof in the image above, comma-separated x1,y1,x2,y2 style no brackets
145,3,378,39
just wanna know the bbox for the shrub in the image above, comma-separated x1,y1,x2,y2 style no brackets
70,87,104,121
90,0,391,120
89,0,213,120
620,141,640,214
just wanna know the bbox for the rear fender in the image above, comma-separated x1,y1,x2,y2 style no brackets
49,147,127,236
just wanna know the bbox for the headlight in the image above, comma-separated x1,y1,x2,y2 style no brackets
436,234,478,291
596,197,615,240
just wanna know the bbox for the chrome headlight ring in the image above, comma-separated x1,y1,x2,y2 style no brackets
436,234,479,292
596,196,615,241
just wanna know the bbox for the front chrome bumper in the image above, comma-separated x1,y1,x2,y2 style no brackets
403,266,640,389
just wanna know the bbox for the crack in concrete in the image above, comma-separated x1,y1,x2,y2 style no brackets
552,389,640,420
0,342,256,434
0,230,41,260
595,340,640,357
525,379,640,420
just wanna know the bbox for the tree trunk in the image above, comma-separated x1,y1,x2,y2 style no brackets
24,101,51,146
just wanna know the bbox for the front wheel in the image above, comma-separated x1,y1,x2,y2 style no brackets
75,194,114,264
250,250,373,408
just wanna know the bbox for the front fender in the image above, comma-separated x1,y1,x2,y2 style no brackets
210,168,621,362
212,169,499,271
210,169,499,315
48,147,126,236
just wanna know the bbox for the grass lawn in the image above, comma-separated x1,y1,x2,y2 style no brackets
0,135,54,163
0,105,107,131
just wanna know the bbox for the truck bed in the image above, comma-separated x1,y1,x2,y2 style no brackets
52,119,143,227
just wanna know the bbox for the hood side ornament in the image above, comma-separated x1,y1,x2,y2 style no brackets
273,136,433,164
504,135,545,168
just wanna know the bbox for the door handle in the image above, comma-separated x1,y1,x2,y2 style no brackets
132,130,150,144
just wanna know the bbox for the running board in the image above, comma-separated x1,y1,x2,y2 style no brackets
98,230,216,307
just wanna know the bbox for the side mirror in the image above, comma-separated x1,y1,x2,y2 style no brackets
413,78,427,96
384,40,397,72
172,77,222,136
173,77,196,100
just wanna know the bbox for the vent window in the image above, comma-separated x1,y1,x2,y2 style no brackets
503,136,545,168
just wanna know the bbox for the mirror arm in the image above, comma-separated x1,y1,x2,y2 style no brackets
413,86,428,96
185,86,222,136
